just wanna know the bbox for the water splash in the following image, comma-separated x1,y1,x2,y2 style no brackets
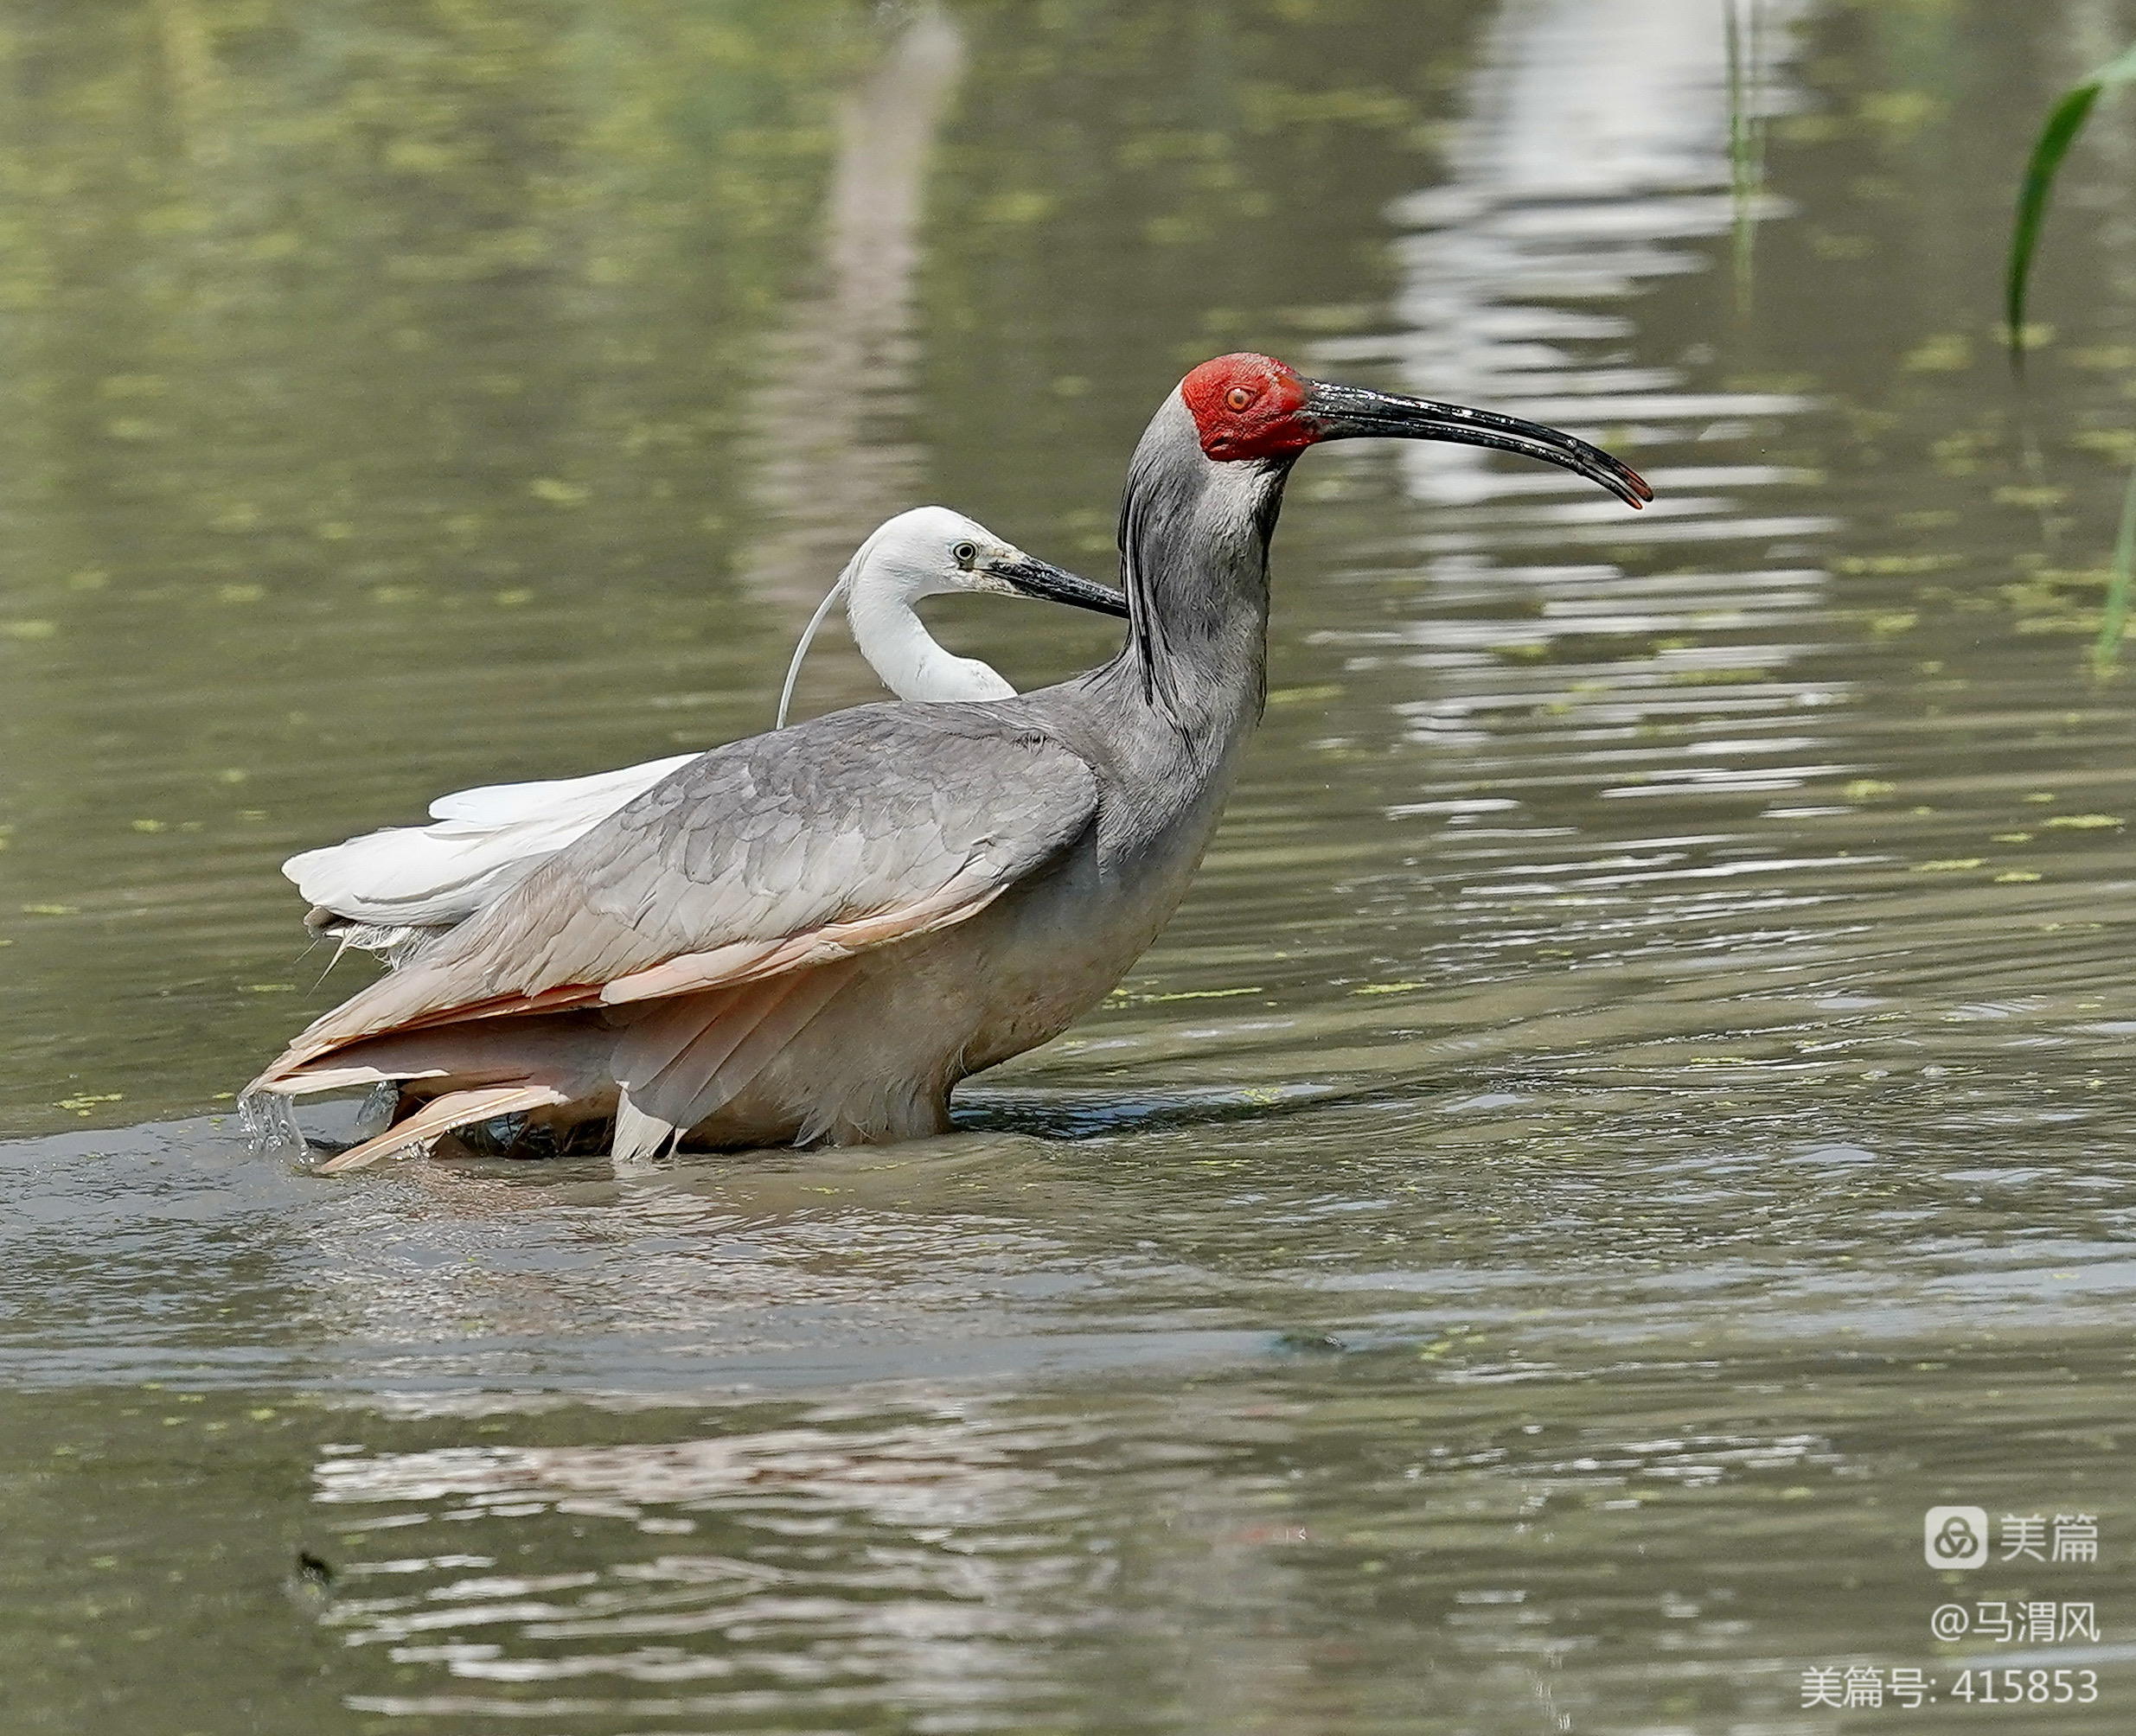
237,1088,305,1162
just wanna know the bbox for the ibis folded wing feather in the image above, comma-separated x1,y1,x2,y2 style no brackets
253,704,1099,1086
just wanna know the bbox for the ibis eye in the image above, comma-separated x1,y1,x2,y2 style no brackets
951,540,977,568
1225,386,1255,412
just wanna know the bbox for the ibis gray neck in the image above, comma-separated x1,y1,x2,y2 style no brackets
1089,390,1295,763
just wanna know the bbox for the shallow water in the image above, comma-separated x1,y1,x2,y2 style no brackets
4,2,2136,1730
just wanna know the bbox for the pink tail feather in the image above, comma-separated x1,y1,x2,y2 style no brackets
316,1084,569,1173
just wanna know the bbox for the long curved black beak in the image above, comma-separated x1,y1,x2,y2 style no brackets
1304,380,1653,510
989,556,1130,618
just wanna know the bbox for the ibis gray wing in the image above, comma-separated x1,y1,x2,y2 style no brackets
257,705,1099,1077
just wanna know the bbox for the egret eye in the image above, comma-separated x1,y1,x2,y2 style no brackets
952,540,977,568
1225,386,1255,412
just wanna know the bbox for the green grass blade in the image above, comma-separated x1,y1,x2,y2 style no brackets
2007,84,2101,365
2092,452,2136,673
2007,42,2136,367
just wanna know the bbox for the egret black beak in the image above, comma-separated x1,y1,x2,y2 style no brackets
1303,380,1653,510
988,556,1130,618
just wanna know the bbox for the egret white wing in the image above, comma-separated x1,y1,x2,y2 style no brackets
425,753,699,827
283,752,700,929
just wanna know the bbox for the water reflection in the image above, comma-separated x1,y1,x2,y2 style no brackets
317,1407,1103,1719
296,1357,2129,1733
740,3,967,616
1346,0,1812,497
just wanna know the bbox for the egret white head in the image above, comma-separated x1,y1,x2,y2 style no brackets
777,507,1123,727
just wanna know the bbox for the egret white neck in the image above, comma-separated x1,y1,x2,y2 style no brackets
847,580,1014,704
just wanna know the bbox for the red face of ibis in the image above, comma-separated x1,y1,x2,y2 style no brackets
1180,354,1316,462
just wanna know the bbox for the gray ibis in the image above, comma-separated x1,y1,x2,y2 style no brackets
246,354,1647,1169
